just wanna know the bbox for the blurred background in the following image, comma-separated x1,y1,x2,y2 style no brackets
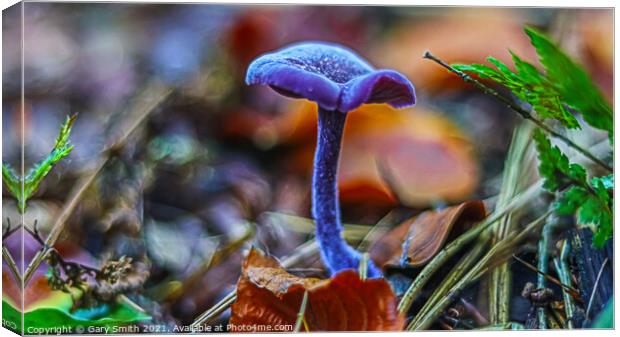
2,3,613,328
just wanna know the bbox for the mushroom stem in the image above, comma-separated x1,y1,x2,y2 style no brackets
312,107,382,278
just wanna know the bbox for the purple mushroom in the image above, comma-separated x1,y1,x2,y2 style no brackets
246,42,415,278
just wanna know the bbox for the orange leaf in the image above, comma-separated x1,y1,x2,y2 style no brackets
284,102,478,207
343,104,478,207
225,101,478,207
230,248,404,331
369,200,486,267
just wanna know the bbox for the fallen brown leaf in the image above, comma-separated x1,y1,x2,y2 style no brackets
230,248,404,331
369,200,486,267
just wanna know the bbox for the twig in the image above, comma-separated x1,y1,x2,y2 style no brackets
422,51,612,173
553,240,576,328
584,257,609,324
441,315,473,329
513,254,581,301
2,246,21,284
2,218,20,240
294,291,309,332
32,220,147,313
22,80,172,286
460,298,489,327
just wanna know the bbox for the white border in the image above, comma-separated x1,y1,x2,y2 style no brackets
0,1,616,337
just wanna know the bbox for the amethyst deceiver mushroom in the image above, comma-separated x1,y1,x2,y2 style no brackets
246,42,416,278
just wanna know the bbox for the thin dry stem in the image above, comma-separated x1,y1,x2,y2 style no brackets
294,291,310,332
553,240,576,328
408,212,550,330
584,257,609,324
3,246,21,284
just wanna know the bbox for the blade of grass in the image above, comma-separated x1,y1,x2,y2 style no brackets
357,209,403,252
553,240,576,328
489,123,534,324
294,291,309,332
409,123,535,328
398,179,543,315
584,257,609,325
359,253,369,280
536,211,558,329
408,237,488,328
409,212,550,330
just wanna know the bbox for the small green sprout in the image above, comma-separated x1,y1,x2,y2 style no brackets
2,114,77,213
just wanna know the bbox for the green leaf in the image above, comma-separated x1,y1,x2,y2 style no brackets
510,51,544,85
487,57,518,82
454,52,580,129
556,185,588,215
556,176,612,248
53,114,77,150
23,143,75,201
525,27,613,136
453,27,612,132
3,115,77,213
534,129,612,248
594,174,614,190
2,300,150,333
556,182,612,248
452,63,503,81
2,164,22,206
588,175,613,247
533,129,578,191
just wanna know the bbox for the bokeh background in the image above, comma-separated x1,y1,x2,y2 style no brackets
2,3,613,328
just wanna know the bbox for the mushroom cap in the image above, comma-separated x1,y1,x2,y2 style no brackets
246,41,416,112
